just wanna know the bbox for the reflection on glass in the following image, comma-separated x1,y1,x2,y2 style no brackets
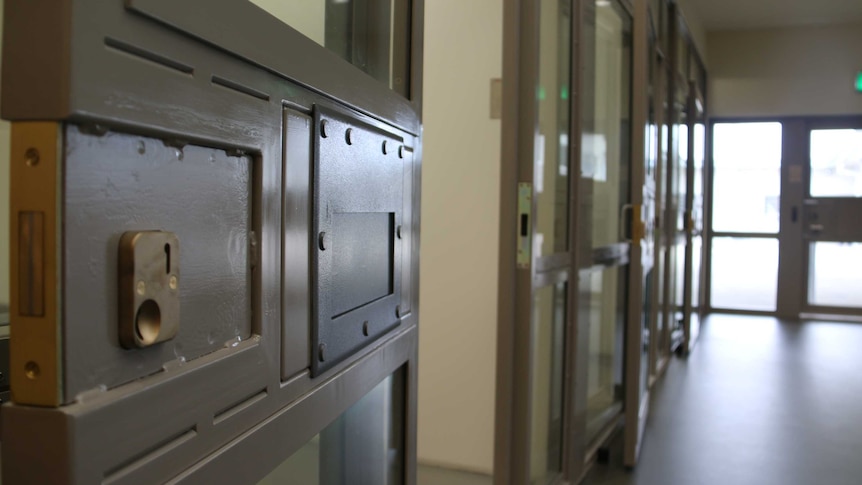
582,267,626,442
712,123,783,233
809,242,862,308
534,0,572,257
580,0,632,253
711,237,778,311
810,129,862,197
530,283,566,484
250,0,408,95
257,369,404,485
0,118,8,321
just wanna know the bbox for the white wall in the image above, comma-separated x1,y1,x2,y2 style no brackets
707,23,862,117
418,0,502,475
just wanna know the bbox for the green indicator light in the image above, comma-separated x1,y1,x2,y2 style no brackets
856,72,862,93
561,86,569,100
538,86,546,101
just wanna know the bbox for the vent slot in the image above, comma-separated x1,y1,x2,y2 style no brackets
105,37,194,75
211,75,271,101
103,428,197,484
213,388,268,425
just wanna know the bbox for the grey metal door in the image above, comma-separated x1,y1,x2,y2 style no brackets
801,121,862,316
3,1,423,484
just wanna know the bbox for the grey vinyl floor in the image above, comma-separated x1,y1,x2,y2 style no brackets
421,314,862,485
586,314,862,485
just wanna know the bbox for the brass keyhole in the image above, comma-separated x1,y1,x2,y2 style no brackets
135,299,162,345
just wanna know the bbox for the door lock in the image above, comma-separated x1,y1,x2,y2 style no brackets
118,231,180,348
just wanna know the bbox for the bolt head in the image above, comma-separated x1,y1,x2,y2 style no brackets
320,120,329,138
318,232,328,251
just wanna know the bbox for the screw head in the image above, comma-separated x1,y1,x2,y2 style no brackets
320,120,329,138
345,128,354,145
25,148,40,167
169,275,178,290
318,232,328,251
318,343,326,362
136,280,147,296
363,321,369,336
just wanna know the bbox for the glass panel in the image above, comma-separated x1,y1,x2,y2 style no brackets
257,369,405,485
530,283,566,484
535,0,572,257
580,0,632,254
582,266,626,442
250,0,408,95
710,237,778,311
810,129,862,197
809,242,862,308
712,123,783,233
692,236,702,308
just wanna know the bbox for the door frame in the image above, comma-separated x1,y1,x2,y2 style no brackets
496,0,640,482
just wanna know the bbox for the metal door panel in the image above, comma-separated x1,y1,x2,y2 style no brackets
63,127,255,399
803,198,862,242
3,0,423,483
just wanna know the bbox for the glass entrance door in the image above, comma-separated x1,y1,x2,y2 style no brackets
579,0,633,448
802,125,862,314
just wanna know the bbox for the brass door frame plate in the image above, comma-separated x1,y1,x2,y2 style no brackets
118,231,181,348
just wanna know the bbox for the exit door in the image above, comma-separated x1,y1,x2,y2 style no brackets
802,123,862,315
3,1,422,484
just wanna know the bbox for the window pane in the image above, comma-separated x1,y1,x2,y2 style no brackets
257,369,405,485
809,242,862,308
530,283,566,484
810,129,862,197
582,266,626,442
712,123,782,233
534,0,572,256
580,0,633,254
710,237,778,311
250,0,408,96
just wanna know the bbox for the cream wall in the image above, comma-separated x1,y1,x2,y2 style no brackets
707,23,862,118
248,0,326,45
418,0,502,475
675,0,708,63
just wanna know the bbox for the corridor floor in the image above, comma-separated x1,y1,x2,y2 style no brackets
586,314,862,485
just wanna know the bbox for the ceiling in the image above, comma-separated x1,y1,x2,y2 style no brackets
687,0,862,31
